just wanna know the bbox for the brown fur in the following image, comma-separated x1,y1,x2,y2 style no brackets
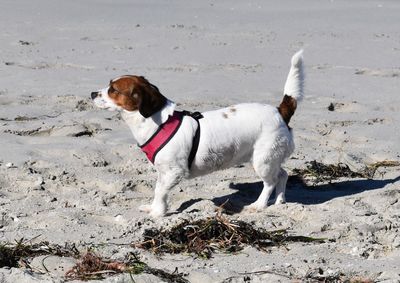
278,95,297,126
108,76,167,117
222,113,228,119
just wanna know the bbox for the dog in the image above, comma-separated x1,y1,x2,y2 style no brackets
91,50,304,217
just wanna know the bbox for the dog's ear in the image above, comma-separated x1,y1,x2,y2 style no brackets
134,76,167,118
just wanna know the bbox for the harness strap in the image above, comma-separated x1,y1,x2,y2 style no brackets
181,111,203,168
139,111,183,163
139,110,203,169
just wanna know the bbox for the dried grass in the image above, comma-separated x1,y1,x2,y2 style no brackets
65,251,188,282
292,160,400,185
65,252,129,280
135,213,324,258
301,268,375,283
0,239,79,268
0,239,187,282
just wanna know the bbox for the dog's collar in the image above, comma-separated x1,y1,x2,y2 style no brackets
139,110,203,168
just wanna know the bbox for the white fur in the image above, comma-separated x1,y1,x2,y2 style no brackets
93,51,304,217
93,87,122,111
284,49,304,101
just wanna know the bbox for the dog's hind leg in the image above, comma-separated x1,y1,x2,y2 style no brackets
244,151,281,211
274,168,288,204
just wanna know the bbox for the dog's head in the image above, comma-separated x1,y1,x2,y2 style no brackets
91,75,167,118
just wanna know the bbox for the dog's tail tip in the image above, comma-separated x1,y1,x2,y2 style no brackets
279,50,305,126
283,50,305,102
291,49,304,68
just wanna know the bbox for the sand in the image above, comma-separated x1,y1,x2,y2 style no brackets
1,0,400,282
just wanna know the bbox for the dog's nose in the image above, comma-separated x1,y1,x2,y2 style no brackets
91,92,99,100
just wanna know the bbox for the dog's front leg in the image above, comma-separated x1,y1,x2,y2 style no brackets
139,170,182,217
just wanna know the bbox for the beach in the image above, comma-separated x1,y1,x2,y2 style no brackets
1,0,400,282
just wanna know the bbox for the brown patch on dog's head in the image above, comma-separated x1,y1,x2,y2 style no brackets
109,75,167,117
278,95,297,126
229,107,236,113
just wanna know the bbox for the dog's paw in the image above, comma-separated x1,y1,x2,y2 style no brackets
274,197,286,205
139,204,166,218
149,209,166,218
139,204,153,213
243,202,267,213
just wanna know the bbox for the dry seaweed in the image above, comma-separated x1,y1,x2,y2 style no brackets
135,213,325,258
65,252,131,281
360,160,400,179
0,239,79,268
302,268,374,283
0,240,188,282
223,271,373,283
292,160,400,185
292,161,363,184
65,251,188,282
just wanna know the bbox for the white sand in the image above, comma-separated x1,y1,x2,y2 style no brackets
1,0,400,282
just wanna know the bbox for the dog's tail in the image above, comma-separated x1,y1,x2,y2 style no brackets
278,50,304,126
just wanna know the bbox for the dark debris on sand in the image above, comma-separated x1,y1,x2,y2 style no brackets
0,239,79,268
66,251,189,282
135,213,325,259
292,160,400,185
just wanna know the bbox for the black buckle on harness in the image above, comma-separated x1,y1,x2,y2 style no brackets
181,110,204,120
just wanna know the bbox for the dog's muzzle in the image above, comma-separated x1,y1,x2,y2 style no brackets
91,92,99,100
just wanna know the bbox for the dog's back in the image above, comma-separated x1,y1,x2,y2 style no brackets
190,103,291,176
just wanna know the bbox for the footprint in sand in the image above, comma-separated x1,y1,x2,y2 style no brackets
355,68,400,78
3,124,100,137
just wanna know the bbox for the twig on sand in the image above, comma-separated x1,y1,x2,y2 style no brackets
302,268,375,283
222,269,291,282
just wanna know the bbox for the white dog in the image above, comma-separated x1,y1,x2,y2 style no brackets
91,50,304,217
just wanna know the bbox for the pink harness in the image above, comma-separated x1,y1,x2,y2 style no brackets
139,111,203,168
